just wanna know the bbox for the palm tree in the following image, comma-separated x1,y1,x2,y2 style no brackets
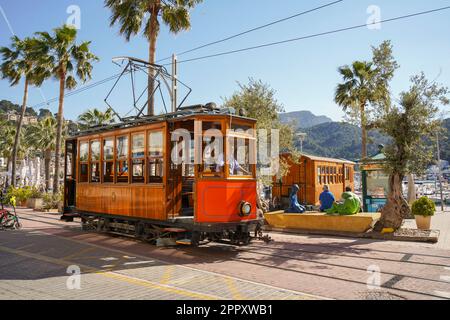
335,61,376,159
0,120,25,186
35,25,98,194
25,116,59,191
104,0,203,116
77,108,115,129
0,36,50,187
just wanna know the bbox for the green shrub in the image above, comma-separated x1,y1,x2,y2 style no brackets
5,186,30,203
411,197,436,217
29,187,43,199
43,192,62,210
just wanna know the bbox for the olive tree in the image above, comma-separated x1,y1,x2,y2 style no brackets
374,73,449,231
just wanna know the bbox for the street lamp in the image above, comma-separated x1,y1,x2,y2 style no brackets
296,132,307,153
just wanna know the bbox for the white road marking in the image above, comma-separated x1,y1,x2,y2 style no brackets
434,291,450,299
440,275,450,282
101,257,119,261
123,261,155,266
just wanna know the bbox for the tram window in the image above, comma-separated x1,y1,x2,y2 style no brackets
79,142,88,162
132,159,145,183
116,160,129,183
90,140,100,161
231,123,252,132
131,134,145,183
90,163,100,183
201,122,223,176
202,135,223,176
228,137,251,176
66,153,73,177
80,164,88,183
132,134,145,158
148,159,163,183
116,136,129,183
103,162,114,183
103,138,114,183
116,136,128,159
103,138,114,160
148,131,163,183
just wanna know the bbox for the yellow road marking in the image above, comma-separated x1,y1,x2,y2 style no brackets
0,244,221,300
224,277,245,300
161,265,174,285
16,244,35,250
3,218,326,300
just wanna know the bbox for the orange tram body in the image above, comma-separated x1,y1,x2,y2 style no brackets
62,106,261,246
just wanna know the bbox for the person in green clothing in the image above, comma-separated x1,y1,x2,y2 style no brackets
326,187,361,216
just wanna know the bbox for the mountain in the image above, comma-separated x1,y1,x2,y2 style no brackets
292,119,449,162
279,110,332,129
0,99,52,119
299,122,391,161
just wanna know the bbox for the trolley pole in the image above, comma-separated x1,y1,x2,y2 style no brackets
172,54,178,113
436,132,445,212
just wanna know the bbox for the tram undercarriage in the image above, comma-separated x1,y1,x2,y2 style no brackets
73,212,269,247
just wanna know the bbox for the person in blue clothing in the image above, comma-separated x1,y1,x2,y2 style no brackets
285,184,306,214
319,185,335,212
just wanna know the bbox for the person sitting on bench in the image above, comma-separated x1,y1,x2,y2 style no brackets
319,185,335,212
285,184,306,214
326,186,361,216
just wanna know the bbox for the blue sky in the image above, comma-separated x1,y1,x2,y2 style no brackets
1,0,449,121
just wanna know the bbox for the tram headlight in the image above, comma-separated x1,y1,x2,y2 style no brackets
239,201,252,217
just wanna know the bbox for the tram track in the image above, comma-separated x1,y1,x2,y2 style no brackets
12,210,450,300
245,243,450,267
180,245,450,300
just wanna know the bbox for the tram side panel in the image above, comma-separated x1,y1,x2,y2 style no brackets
195,180,257,223
76,184,167,220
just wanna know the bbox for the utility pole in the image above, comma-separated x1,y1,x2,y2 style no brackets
436,132,445,212
171,54,178,113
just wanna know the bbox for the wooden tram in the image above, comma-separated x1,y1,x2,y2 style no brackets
62,104,262,246
272,153,355,207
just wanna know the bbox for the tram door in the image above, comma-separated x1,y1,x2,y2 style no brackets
64,139,77,211
167,121,195,219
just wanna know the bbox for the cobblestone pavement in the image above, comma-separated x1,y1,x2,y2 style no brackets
1,209,450,300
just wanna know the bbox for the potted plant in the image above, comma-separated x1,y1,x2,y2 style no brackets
27,187,44,210
411,197,436,230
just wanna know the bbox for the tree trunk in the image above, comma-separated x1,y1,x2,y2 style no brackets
53,71,65,194
360,102,367,159
147,0,160,116
44,148,52,192
374,173,411,231
5,157,10,187
11,77,29,187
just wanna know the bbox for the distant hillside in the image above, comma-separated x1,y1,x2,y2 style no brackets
298,122,390,161
0,99,52,119
294,120,449,162
279,110,332,129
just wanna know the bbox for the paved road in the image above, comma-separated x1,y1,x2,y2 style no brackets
1,208,450,300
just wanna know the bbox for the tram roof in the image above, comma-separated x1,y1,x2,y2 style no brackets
69,106,256,139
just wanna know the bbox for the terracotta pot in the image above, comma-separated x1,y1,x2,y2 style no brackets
415,215,432,230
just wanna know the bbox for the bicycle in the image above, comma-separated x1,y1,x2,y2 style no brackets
0,191,21,230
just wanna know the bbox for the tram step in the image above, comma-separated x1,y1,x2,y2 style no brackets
176,239,191,246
